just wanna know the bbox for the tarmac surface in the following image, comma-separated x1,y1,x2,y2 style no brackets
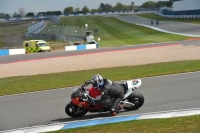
116,15,200,37
0,72,200,131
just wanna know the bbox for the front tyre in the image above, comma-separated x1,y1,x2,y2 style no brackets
65,102,88,117
124,91,144,111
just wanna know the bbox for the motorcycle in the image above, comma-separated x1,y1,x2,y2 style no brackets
65,79,144,117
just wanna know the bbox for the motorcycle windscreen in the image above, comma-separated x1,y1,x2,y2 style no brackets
89,87,102,98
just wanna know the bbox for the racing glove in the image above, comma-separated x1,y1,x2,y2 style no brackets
80,84,86,91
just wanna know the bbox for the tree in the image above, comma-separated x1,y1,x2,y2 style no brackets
75,8,80,12
98,3,113,12
6,14,10,18
99,3,106,12
63,6,73,14
25,12,35,17
18,8,25,17
166,0,173,7
155,0,173,8
0,13,10,18
112,2,128,11
82,6,90,13
113,2,124,11
140,1,157,8
13,12,20,17
105,4,112,12
91,9,98,13
156,1,165,7
0,13,6,18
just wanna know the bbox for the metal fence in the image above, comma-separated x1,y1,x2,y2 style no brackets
29,25,88,42
49,16,60,24
25,20,46,36
25,16,88,42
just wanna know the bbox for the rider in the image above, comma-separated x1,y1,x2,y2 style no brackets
83,74,125,116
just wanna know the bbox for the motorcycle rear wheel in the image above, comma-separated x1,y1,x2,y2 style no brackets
123,91,144,111
65,102,88,117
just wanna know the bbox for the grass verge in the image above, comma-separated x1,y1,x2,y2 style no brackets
0,22,27,48
48,115,200,133
60,16,191,47
0,60,200,96
136,13,200,25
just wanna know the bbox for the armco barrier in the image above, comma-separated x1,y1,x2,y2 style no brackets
0,49,25,56
65,44,99,51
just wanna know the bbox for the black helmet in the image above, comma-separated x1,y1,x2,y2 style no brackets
91,74,104,89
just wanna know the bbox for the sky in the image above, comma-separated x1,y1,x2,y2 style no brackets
0,0,167,15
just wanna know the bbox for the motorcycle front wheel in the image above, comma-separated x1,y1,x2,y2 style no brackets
65,102,88,117
123,91,144,111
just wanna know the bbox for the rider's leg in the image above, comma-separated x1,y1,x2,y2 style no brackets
109,97,123,116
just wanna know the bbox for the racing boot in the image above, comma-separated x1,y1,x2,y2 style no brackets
108,108,119,117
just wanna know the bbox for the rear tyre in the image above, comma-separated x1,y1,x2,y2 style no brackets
65,102,88,117
124,91,144,111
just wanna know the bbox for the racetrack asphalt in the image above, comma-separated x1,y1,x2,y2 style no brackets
116,15,200,36
0,72,200,131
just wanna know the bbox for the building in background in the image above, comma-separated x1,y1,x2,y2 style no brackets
162,0,200,15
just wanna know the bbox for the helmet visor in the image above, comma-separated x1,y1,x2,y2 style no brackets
92,81,98,88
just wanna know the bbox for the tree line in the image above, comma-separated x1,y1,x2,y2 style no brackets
63,1,172,14
0,1,173,18
63,2,136,14
140,0,173,8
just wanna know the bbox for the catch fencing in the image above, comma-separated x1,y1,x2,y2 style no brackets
30,25,88,42
49,16,60,24
25,20,46,36
25,17,87,42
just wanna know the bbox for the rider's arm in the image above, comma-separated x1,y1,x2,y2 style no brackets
84,80,92,86
80,80,92,91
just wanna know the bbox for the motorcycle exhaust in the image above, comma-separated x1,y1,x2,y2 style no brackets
121,101,135,108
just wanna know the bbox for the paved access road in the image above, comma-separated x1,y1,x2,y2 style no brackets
0,72,200,131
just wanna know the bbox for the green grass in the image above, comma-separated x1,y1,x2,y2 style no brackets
48,115,200,133
60,16,192,47
0,37,3,46
0,25,26,47
0,26,26,36
136,13,200,25
0,60,200,96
